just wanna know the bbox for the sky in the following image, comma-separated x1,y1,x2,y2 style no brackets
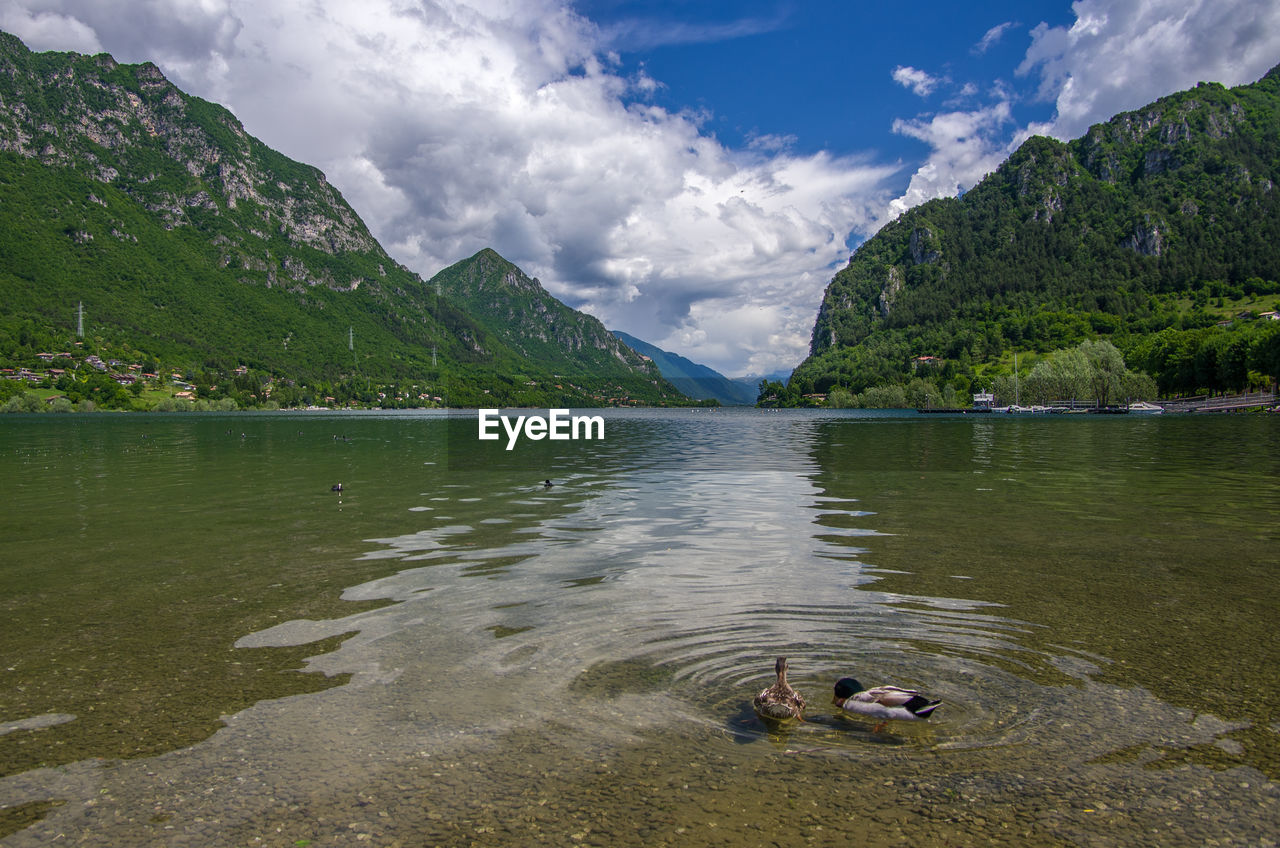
2,1,1279,377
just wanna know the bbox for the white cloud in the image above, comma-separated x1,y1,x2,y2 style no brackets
0,3,102,53
891,65,941,97
1019,0,1280,140
667,301,810,380
973,21,1015,54
596,11,788,52
0,0,899,377
886,101,1014,219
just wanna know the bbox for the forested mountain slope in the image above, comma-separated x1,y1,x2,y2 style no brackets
794,64,1280,399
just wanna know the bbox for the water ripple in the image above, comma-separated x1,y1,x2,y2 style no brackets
263,425,1079,756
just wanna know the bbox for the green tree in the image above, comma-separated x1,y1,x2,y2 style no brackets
2,392,44,413
826,387,855,408
905,377,942,409
858,384,908,408
1081,340,1126,407
1250,323,1280,389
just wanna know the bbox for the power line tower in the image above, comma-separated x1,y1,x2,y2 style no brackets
432,281,440,368
77,301,84,338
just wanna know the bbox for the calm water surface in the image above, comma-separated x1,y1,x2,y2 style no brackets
1,409,1278,846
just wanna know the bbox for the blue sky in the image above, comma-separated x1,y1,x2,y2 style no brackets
582,1,1070,159
2,1,1278,376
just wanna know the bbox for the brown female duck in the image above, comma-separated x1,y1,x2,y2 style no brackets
752,656,806,722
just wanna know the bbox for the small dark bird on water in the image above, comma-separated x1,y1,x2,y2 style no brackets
331,483,343,492
544,479,554,488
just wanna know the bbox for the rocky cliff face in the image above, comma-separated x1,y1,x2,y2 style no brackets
0,32,381,291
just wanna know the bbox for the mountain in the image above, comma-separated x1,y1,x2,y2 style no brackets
793,65,1280,398
429,250,685,404
730,370,794,396
0,32,684,408
609,331,756,405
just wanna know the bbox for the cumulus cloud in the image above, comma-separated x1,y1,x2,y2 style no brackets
891,65,941,97
0,0,901,376
886,101,1014,219
0,2,102,53
2,0,242,83
1019,0,1280,139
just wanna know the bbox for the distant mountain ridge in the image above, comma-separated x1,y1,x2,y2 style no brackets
609,331,757,405
793,64,1280,396
731,369,794,393
0,31,685,407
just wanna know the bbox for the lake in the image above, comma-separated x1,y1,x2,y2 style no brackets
1,408,1278,846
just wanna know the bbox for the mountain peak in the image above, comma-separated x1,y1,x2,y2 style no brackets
432,250,685,401
0,30,28,57
461,247,545,296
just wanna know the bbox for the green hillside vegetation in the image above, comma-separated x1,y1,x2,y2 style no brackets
429,250,686,405
0,32,688,410
790,64,1280,406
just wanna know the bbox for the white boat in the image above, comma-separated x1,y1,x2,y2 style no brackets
1127,401,1164,414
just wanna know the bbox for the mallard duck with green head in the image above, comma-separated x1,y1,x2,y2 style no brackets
833,677,940,731
753,657,806,722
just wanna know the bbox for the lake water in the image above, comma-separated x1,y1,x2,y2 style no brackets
1,408,1278,846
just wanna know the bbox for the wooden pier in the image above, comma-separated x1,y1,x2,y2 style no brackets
1158,391,1279,414
916,390,1278,415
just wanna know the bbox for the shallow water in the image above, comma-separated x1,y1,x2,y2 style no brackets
1,409,1278,846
